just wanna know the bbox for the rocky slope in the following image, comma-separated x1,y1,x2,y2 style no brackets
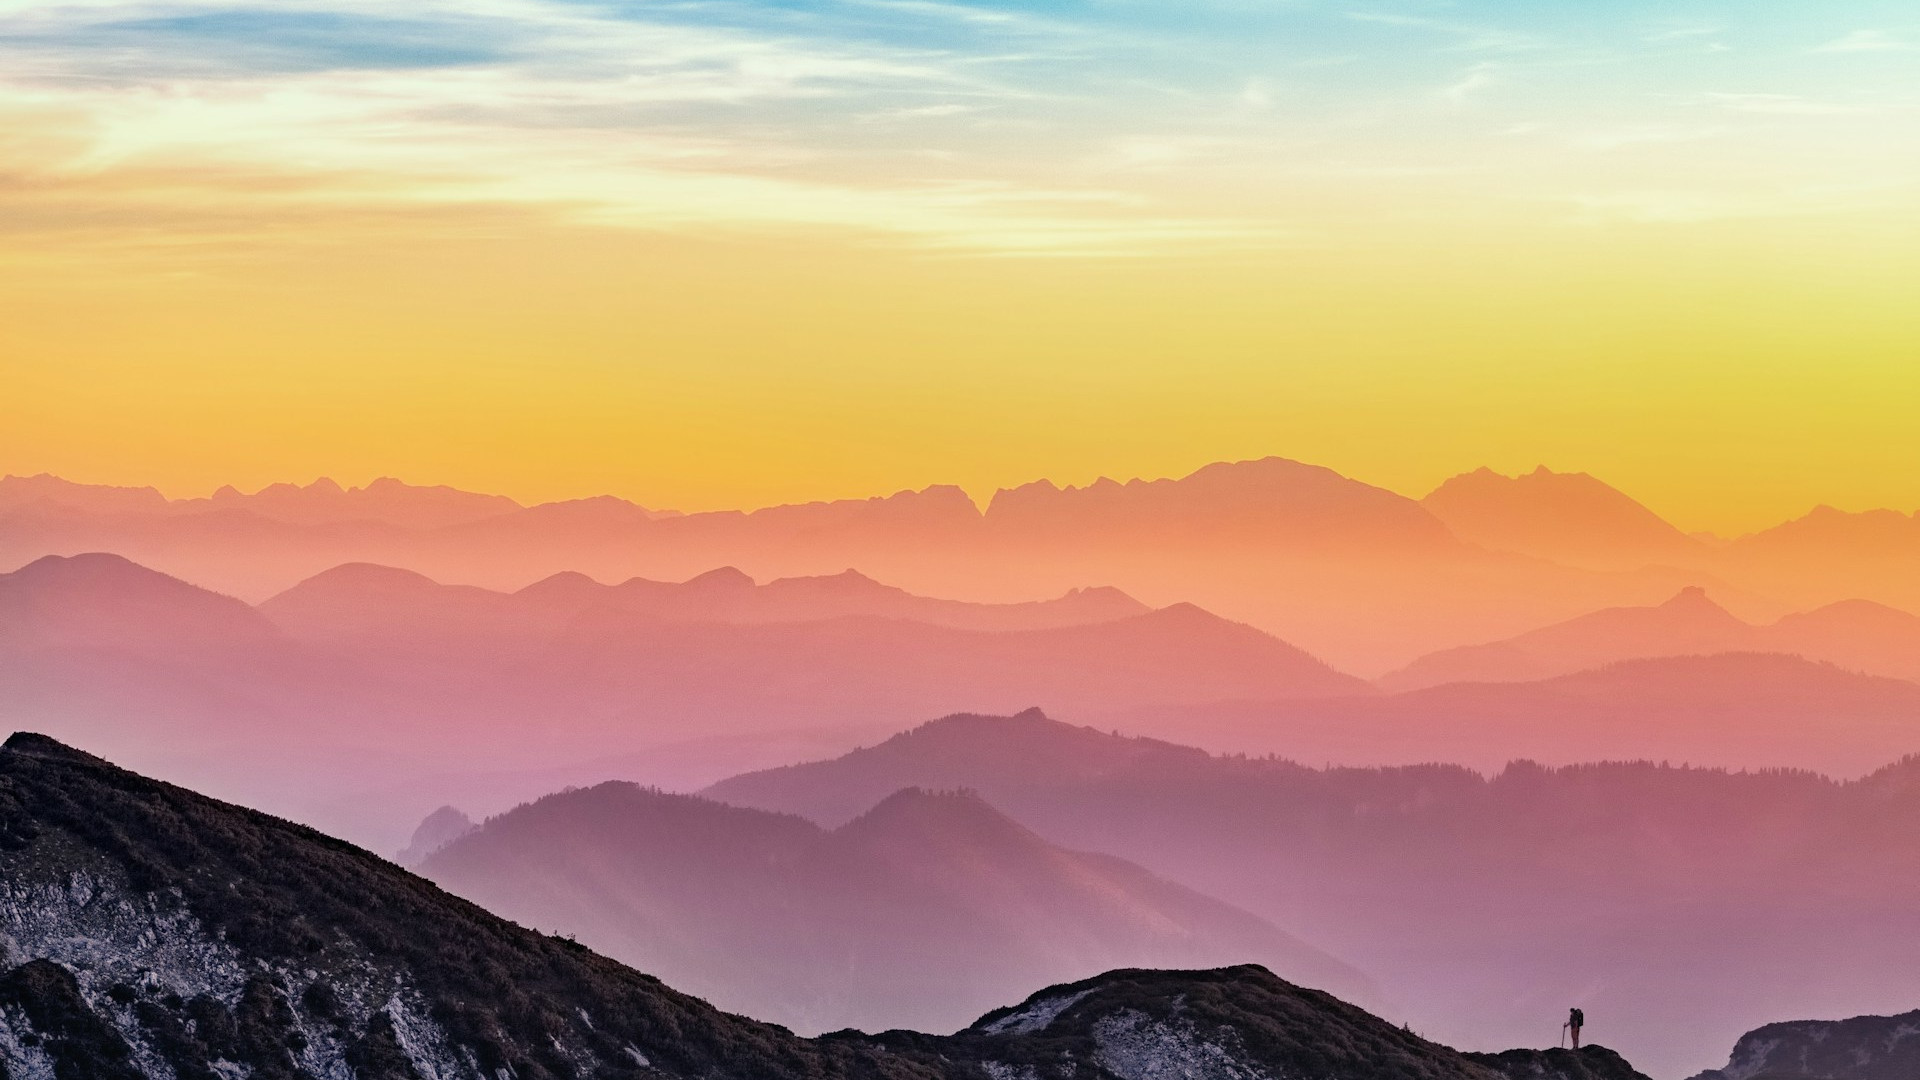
0,732,943,1080
0,731,1647,1080
882,967,1647,1080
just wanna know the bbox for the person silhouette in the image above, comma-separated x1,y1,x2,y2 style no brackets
1567,1007,1584,1049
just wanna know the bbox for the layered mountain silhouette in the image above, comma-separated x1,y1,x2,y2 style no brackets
10,552,1920,838
0,553,1362,849
1117,653,1920,779
263,561,1151,645
1,460,1749,672
1383,587,1920,690
1720,504,1920,612
983,457,1457,550
1421,466,1707,571
14,458,1920,670
259,557,1365,731
418,783,1375,1033
0,732,1644,1080
707,709,1920,1077
1382,586,1751,689
1689,1008,1920,1080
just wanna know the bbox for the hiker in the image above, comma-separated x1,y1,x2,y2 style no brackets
1567,1007,1584,1049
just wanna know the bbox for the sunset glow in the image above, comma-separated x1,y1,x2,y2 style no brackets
5,0,1919,532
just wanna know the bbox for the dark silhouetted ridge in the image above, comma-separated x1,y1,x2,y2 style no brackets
2,731,111,765
1466,1046,1650,1080
923,966,1645,1080
1689,1009,1920,1080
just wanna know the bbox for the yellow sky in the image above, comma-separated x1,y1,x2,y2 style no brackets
5,206,1918,536
4,0,1919,535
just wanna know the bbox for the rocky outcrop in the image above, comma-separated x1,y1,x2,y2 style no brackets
1466,1046,1651,1080
1689,1011,1920,1080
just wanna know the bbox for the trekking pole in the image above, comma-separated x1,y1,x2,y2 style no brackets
1560,1023,1568,1049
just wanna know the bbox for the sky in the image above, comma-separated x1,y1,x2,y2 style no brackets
2,0,1918,533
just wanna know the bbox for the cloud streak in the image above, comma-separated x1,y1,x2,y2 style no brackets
0,0,1914,258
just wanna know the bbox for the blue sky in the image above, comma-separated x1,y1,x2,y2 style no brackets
0,0,1914,253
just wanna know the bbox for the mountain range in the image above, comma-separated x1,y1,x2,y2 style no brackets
9,549,1920,847
0,731,1648,1080
416,782,1375,1034
23,457,1920,672
705,709,1920,1078
0,552,1356,849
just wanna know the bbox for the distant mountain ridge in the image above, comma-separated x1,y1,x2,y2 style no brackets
1113,652,1920,780
0,473,539,530
0,459,1749,671
419,781,1375,1033
0,732,1646,1080
984,457,1458,550
1421,466,1705,570
262,560,1153,642
0,552,1366,851
1383,587,1920,689
0,552,278,653
706,709,1920,1077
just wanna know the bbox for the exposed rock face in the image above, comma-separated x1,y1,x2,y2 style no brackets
878,967,1646,1080
0,732,1654,1080
0,732,933,1080
1465,1046,1653,1080
1688,1011,1920,1080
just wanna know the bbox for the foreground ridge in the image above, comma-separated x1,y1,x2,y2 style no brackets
0,731,1646,1080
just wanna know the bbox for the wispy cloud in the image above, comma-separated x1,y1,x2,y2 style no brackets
0,0,1285,255
1814,29,1915,53
1440,63,1498,104
1345,11,1543,54
0,0,1913,260
1705,92,1875,117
